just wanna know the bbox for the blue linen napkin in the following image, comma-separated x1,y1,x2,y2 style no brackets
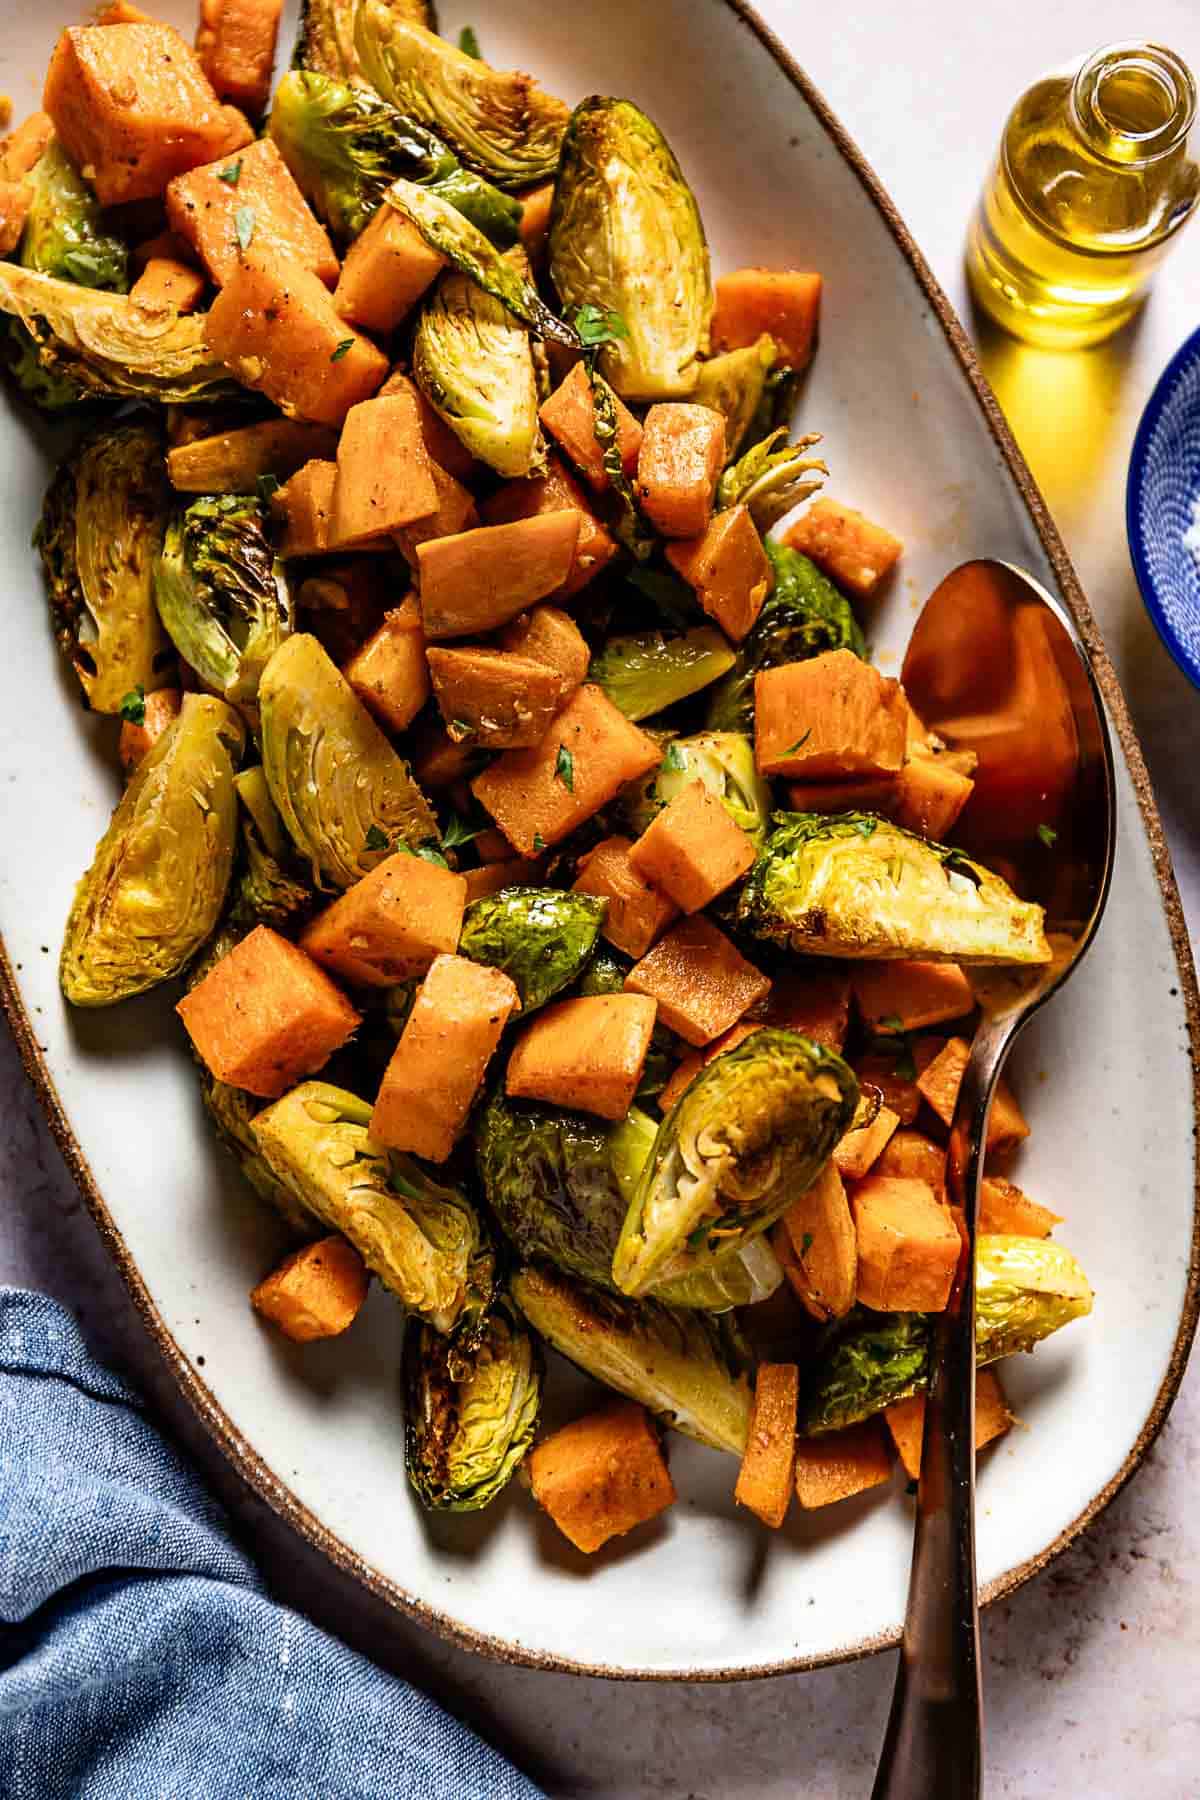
0,1288,542,1800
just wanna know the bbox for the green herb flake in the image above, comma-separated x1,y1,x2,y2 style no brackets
1037,823,1058,848
364,824,389,852
878,1014,905,1034
442,812,481,851
573,303,630,349
554,744,575,792
255,472,281,503
532,832,546,853
799,1231,814,1260
118,684,146,726
390,1170,424,1202
415,845,451,868
330,338,356,363
662,741,686,771
234,206,255,251
457,24,482,57
784,728,812,754
851,816,879,839
686,1223,711,1251
216,160,242,187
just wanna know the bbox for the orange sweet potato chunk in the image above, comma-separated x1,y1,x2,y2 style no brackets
426,645,565,749
758,969,851,1051
775,1161,857,1322
784,775,899,815
784,497,903,599
711,268,822,369
333,391,438,543
0,112,55,255
734,1362,799,1529
274,459,336,558
852,961,974,1034
177,924,360,1098
516,179,554,263
916,1036,1030,1153
756,648,907,779
342,597,430,734
625,915,769,1047
851,1175,961,1312
628,779,755,914
370,953,518,1160
195,0,282,115
129,255,207,312
874,1127,947,1192
573,835,678,960
417,512,581,639
463,857,546,902
539,360,642,492
506,994,657,1120
665,504,773,643
299,854,466,988
794,1420,893,1508
833,1105,901,1180
498,605,590,697
979,1176,1061,1238
333,206,446,335
636,403,725,540
167,138,337,288
884,1369,1012,1482
529,1401,676,1554
481,453,618,597
251,1235,369,1342
381,369,478,481
893,753,974,842
118,686,182,772
394,461,478,566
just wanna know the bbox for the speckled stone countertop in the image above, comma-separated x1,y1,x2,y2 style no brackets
3,1,1199,1793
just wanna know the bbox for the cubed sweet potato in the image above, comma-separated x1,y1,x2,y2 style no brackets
874,1127,947,1193
734,1362,798,1529
884,1369,1012,1481
506,994,658,1120
195,0,282,115
168,418,338,491
628,779,755,913
784,775,899,815
784,497,902,600
370,953,518,1160
758,969,851,1051
498,605,590,697
516,179,554,264
393,461,478,566
711,268,822,369
128,255,207,313
572,835,678,960
417,512,580,639
893,753,974,842
979,1176,1060,1238
664,503,773,643
481,453,618,597
851,1045,926,1126
852,1174,961,1312
462,856,546,902
299,853,466,988
755,648,907,779
381,368,478,482
635,403,725,540
529,1401,676,1554
834,1104,901,1180
205,251,388,425
118,686,182,772
411,724,478,791
472,829,514,864
333,205,445,336
472,683,661,856
852,961,974,1034
916,1037,1030,1153
539,360,643,493
624,915,769,1047
251,1234,369,1342
177,923,360,1098
342,598,430,734
167,137,338,289
426,646,565,749
794,1420,893,1509
0,112,54,255
274,459,336,558
332,390,438,544
774,1161,857,1321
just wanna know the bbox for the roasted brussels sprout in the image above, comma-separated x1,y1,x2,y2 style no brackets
621,731,772,846
404,1298,543,1510
590,627,736,722
154,495,292,723
460,888,605,1013
705,541,866,732
551,97,712,400
20,139,129,293
37,424,174,714
716,427,826,529
613,1028,858,1298
802,1234,1094,1434
355,3,568,189
413,264,543,477
259,633,439,890
693,335,777,460
738,812,1052,965
269,70,520,246
294,0,436,83
60,695,244,1006
201,1074,317,1238
252,1081,497,1334
510,1263,754,1454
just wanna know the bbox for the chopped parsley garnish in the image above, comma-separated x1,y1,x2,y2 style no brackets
799,1231,814,1260
532,832,546,853
851,816,878,838
573,303,630,349
784,728,812,754
663,741,686,771
442,812,481,851
1037,823,1058,848
415,845,450,868
686,1223,711,1251
255,472,281,502
554,744,575,792
364,824,389,852
234,206,255,250
457,24,482,57
118,684,146,726
216,160,242,186
330,338,355,363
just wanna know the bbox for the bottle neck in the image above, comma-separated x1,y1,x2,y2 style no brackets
1069,41,1195,167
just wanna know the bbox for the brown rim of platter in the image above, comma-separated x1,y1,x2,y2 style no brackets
1,0,1197,1682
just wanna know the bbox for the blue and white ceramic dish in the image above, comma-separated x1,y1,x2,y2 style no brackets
1127,323,1200,691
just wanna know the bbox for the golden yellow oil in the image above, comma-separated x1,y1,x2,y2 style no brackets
967,43,1199,348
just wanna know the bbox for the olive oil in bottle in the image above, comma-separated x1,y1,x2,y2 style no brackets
967,42,1199,348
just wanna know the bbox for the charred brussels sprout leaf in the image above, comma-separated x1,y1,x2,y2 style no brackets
404,1298,543,1510
590,627,735,722
510,1263,754,1455
294,0,437,82
20,140,128,292
613,1028,858,1298
738,812,1052,965
621,730,772,847
459,888,605,1013
716,427,827,529
252,1081,497,1333
259,633,439,890
60,695,244,1006
355,3,567,189
200,1074,317,1238
693,335,777,460
551,97,712,401
413,265,542,477
37,424,174,714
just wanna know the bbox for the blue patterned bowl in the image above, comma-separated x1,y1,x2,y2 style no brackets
1127,325,1200,690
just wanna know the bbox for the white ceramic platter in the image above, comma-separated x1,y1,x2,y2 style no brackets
0,0,1196,1680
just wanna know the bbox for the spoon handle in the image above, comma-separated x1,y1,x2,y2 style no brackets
871,1022,1010,1800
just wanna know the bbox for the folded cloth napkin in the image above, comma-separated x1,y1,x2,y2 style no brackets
0,1288,542,1800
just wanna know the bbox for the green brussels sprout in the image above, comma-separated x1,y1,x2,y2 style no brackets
413,265,543,477
613,1028,858,1298
36,423,174,715
259,633,439,890
738,812,1052,965
802,1234,1094,1434
717,428,827,529
459,888,605,1014
705,542,866,732
268,70,520,247
510,1262,754,1455
693,335,777,460
294,0,436,82
550,97,712,401
200,1073,317,1238
355,3,568,189
620,731,773,847
590,627,736,722
154,495,292,723
404,1298,543,1510
20,140,129,292
0,320,86,410
60,695,244,1006
252,1081,497,1334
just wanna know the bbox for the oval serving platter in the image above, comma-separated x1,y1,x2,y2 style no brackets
0,0,1197,1681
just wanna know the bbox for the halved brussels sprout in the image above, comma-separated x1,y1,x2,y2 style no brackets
355,3,567,189
510,1262,754,1455
738,813,1052,965
413,264,543,476
621,731,773,847
589,627,736,722
201,1073,317,1238
613,1028,858,1298
693,335,777,461
550,97,712,400
803,1234,1094,1434
259,633,439,890
37,423,174,714
60,695,244,1006
294,0,436,82
459,888,605,1014
20,139,128,293
404,1298,543,1510
716,427,826,529
252,1081,497,1334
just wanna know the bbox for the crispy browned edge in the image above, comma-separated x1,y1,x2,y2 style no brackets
2,0,1198,1684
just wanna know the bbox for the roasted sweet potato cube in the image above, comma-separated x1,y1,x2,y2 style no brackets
893,753,974,842
529,1401,676,1554
463,856,546,902
852,961,974,1033
573,835,679,960
665,504,773,643
481,454,618,597
539,360,642,492
834,1105,901,1180
393,460,477,566
411,724,479,791
299,854,466,988
506,994,658,1120
628,779,755,913
129,255,207,313
734,1362,799,1529
168,418,337,492
167,138,338,289
874,1127,947,1192
884,1369,1012,1481
756,648,907,779
341,598,429,734
916,1036,1030,1153
273,459,337,558
979,1176,1061,1238
625,915,769,1047
794,1420,893,1508
332,391,438,544
852,1175,960,1312
118,686,182,772
426,646,565,749
711,267,822,369
417,512,580,639
0,111,53,251
498,605,590,697
177,924,359,1098
774,1161,857,1321
516,179,554,263
636,403,725,540
784,775,899,815
370,953,518,1160
381,369,478,481
251,1235,369,1342
333,206,445,336
784,497,902,599
196,0,282,113
759,969,851,1051
852,1038,942,1127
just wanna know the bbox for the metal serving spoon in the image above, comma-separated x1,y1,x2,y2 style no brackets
871,560,1116,1800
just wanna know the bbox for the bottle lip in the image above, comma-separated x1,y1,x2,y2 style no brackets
1069,41,1196,166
